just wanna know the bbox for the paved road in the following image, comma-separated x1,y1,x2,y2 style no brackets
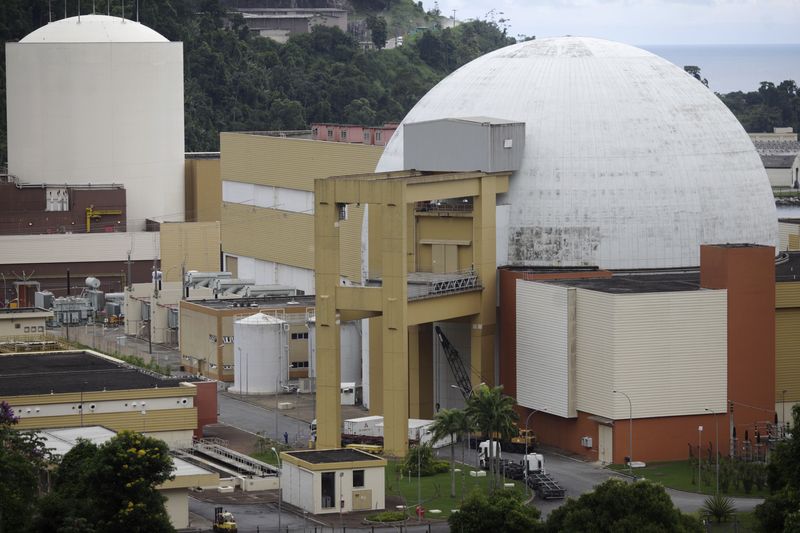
218,393,313,446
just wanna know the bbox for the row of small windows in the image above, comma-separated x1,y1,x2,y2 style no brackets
290,361,310,369
291,332,309,340
313,127,381,142
15,324,44,333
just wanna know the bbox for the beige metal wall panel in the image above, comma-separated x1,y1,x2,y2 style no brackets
220,133,384,191
778,222,800,251
777,282,800,308
179,303,219,371
415,216,473,272
607,290,728,419
0,231,160,264
339,204,364,283
185,158,221,223
575,290,616,418
516,281,572,417
160,222,221,282
767,168,792,188
791,234,800,251
222,203,363,283
222,203,314,270
777,308,800,402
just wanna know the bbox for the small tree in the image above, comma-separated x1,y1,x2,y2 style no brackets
0,401,50,533
701,494,736,523
36,431,176,533
366,15,388,49
466,384,518,491
449,488,543,533
430,408,467,497
545,478,703,532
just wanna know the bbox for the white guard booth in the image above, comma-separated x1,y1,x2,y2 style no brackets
280,449,386,515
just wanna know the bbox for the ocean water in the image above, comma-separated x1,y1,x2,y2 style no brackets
640,44,800,94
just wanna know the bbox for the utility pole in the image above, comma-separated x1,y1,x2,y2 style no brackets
127,252,132,290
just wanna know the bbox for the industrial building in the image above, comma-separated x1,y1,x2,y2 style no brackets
6,14,185,231
0,307,53,337
231,7,348,43
220,132,384,293
308,36,782,460
280,448,387,514
0,349,218,448
179,295,316,382
0,16,219,303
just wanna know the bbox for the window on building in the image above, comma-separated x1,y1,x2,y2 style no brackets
312,127,319,137
376,131,382,142
290,361,309,369
14,323,20,329
24,326,30,333
341,130,348,140
327,129,334,140
321,472,336,508
363,131,370,142
291,332,309,340
353,469,365,488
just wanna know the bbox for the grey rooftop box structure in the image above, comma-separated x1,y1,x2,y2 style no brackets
403,116,525,173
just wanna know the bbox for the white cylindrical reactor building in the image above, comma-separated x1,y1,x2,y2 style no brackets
307,318,362,384
231,312,288,395
6,15,185,230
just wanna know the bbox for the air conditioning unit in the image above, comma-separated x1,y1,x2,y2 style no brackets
580,436,593,448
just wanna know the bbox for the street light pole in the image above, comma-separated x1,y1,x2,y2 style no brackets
271,447,282,531
705,408,719,495
417,443,421,521
613,390,633,477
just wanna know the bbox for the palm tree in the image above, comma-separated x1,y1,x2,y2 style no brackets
466,384,519,491
430,408,470,497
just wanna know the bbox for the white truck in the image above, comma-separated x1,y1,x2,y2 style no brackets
478,440,502,469
522,453,565,499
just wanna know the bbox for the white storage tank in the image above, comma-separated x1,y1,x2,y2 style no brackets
6,15,185,230
231,312,288,395
307,317,362,384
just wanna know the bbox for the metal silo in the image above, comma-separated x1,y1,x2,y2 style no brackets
307,317,362,384
231,312,288,395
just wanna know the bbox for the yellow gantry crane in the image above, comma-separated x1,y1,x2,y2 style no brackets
85,205,122,233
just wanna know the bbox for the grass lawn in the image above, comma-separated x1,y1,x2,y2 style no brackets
699,511,759,532
608,461,769,498
384,460,527,520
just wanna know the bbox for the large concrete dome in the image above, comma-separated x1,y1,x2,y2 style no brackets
20,14,168,43
377,37,777,269
7,15,184,230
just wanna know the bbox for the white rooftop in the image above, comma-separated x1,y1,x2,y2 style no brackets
21,14,169,43
235,312,286,325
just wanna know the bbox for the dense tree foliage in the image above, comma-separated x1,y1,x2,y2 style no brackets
449,488,543,533
0,402,50,533
545,478,703,533
466,384,519,491
720,80,800,134
0,0,513,157
34,431,175,533
754,404,800,532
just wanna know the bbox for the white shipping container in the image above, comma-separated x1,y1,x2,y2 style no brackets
343,415,384,437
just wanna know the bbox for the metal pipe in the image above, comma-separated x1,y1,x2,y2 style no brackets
271,447,282,531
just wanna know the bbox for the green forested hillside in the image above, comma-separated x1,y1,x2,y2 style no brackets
0,0,512,155
0,0,797,160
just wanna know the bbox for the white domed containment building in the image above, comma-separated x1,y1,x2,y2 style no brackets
6,15,185,230
309,36,781,459
377,36,777,269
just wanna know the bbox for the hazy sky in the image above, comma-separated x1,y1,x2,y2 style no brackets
427,0,800,45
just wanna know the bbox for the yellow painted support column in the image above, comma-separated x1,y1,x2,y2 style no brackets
382,182,409,457
408,325,421,419
367,203,385,416
314,179,342,450
418,324,434,419
471,176,497,387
